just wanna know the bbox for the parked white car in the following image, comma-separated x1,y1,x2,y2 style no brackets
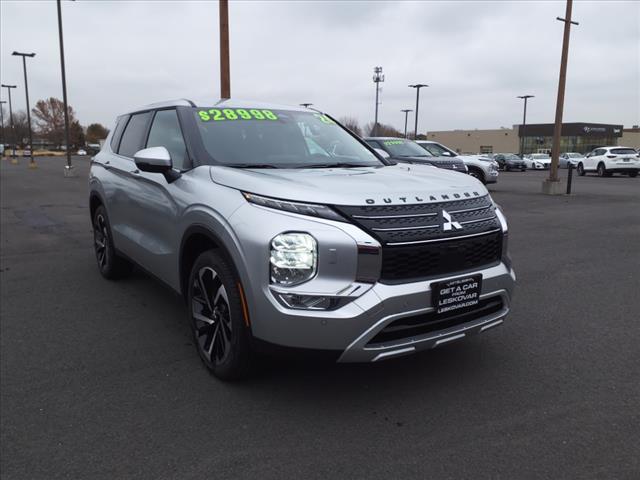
76,149,87,156
524,153,551,170
577,146,639,177
416,140,499,184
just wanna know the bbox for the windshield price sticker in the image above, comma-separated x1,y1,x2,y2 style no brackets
432,274,482,314
313,114,336,125
384,140,404,145
198,108,279,122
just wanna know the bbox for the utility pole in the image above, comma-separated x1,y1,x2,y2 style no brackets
408,84,428,139
545,0,579,194
57,0,73,175
219,0,230,99
517,95,534,158
13,52,36,169
0,100,6,147
401,109,412,138
372,66,384,136
1,85,17,164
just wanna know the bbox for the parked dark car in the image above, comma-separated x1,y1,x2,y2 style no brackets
364,137,467,172
494,153,526,171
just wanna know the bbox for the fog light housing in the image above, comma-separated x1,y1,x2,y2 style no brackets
270,233,317,286
277,293,340,310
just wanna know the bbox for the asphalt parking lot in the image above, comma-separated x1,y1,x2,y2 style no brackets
1,157,639,479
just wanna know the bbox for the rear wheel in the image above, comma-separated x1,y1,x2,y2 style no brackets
597,163,607,177
188,250,252,380
92,205,133,279
577,163,585,176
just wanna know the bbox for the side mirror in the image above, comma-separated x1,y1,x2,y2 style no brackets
134,146,172,173
374,148,390,159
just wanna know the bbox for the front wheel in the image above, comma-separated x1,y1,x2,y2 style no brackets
188,250,252,380
628,171,638,178
577,163,585,176
468,167,485,184
597,163,606,177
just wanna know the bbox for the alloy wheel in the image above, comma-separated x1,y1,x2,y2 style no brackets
191,266,233,365
94,214,109,270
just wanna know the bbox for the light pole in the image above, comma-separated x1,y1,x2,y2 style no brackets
408,84,428,139
517,95,534,158
547,0,579,190
57,0,73,174
0,100,6,148
12,52,36,168
219,0,230,99
372,66,384,136
299,103,313,109
401,109,412,138
1,84,17,163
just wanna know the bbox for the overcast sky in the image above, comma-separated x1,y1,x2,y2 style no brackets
1,0,638,133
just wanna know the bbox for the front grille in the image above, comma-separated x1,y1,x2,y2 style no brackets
426,159,466,170
366,296,504,346
334,195,503,283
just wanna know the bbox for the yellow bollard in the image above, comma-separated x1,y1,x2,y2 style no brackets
28,159,38,169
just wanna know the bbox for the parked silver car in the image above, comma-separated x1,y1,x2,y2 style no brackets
89,99,515,379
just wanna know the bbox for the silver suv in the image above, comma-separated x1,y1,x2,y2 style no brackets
89,99,516,379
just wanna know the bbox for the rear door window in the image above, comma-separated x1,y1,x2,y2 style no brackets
110,115,129,152
118,111,153,158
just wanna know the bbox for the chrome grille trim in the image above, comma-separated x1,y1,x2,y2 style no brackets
386,228,502,246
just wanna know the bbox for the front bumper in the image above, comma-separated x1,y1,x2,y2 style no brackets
255,262,515,363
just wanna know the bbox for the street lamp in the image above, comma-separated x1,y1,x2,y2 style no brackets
517,95,534,158
57,0,74,174
299,103,313,109
1,84,17,163
401,109,413,138
408,84,428,139
12,52,36,168
0,100,6,147
372,66,384,136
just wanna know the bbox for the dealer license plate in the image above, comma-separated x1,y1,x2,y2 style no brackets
432,274,482,314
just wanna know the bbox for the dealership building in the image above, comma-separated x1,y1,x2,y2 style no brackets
426,123,639,155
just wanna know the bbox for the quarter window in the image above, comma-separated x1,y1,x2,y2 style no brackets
110,115,129,152
118,111,153,158
146,110,188,170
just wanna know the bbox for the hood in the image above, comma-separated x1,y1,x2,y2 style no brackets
209,164,487,206
531,157,552,164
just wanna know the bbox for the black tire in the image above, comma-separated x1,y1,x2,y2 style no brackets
577,163,585,176
92,205,133,279
597,163,606,177
628,171,638,178
188,250,252,380
468,167,485,184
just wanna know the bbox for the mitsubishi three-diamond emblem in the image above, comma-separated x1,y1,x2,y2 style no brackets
442,209,462,231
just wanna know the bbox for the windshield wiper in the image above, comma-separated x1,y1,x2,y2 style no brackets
227,163,279,169
304,162,373,169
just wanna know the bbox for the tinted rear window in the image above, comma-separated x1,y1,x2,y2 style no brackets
610,148,637,155
118,112,152,157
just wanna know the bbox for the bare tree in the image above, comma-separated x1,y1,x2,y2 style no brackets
338,116,362,137
32,97,77,148
86,123,110,144
364,122,402,137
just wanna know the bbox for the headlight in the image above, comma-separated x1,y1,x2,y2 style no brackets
244,192,345,222
270,233,317,286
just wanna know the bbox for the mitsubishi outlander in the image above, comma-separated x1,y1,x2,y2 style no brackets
89,99,516,379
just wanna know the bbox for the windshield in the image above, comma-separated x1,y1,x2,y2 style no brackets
504,154,521,160
566,153,583,158
192,108,382,168
418,142,456,157
531,154,550,159
379,139,431,157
